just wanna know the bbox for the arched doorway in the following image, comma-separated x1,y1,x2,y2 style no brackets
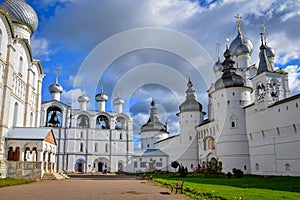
98,162,103,172
75,158,86,173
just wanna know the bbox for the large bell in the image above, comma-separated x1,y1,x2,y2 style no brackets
48,111,59,126
79,117,87,127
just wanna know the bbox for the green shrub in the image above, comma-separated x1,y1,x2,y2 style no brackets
232,168,244,178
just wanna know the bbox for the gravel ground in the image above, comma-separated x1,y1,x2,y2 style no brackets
0,175,190,200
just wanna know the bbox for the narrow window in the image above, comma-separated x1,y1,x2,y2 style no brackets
285,164,291,171
80,143,84,152
94,143,98,152
255,163,259,170
13,102,18,127
105,144,109,152
18,57,23,74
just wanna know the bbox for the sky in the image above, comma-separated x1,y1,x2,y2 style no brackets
3,0,300,147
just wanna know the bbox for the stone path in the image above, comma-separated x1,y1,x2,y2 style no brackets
0,175,190,200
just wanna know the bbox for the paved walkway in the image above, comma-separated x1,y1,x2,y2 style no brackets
0,175,190,200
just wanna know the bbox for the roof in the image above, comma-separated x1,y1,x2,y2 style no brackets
154,134,179,144
6,127,56,145
134,149,168,157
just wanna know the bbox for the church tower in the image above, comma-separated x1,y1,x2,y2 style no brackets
252,30,290,110
140,99,168,149
48,69,63,101
95,83,108,112
211,40,252,173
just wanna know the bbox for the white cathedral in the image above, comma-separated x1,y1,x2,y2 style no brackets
0,0,299,179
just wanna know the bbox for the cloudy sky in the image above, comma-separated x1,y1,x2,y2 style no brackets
5,0,300,146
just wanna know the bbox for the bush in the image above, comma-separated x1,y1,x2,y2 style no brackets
226,172,232,179
232,168,244,178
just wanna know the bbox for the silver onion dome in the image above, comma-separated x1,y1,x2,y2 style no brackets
229,35,253,56
213,59,223,73
48,82,63,93
265,45,275,58
95,92,108,102
0,0,38,33
113,96,124,105
179,80,203,112
78,94,89,103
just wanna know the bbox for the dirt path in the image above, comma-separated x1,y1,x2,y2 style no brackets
0,175,190,200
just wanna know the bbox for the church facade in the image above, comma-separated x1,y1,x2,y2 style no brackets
0,0,299,178
0,0,56,179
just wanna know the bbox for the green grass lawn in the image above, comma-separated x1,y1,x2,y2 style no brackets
152,173,300,200
0,178,35,187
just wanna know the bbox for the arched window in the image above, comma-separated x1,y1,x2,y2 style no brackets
14,147,20,161
32,147,38,161
18,56,23,74
32,72,36,88
230,115,237,128
77,114,89,128
255,163,259,171
115,116,127,130
30,112,34,127
207,138,214,149
46,106,62,127
96,115,110,129
120,133,123,140
204,137,214,151
286,163,291,172
7,146,14,160
13,102,18,127
80,143,84,152
24,147,30,161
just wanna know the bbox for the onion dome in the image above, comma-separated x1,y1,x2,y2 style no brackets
179,79,203,112
95,92,108,102
229,15,253,57
215,46,245,90
213,59,223,73
265,45,275,58
113,96,124,105
48,82,63,93
213,43,223,73
78,94,89,103
141,99,168,133
0,0,38,33
275,68,287,75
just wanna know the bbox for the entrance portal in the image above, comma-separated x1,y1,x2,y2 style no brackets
98,162,103,172
78,162,83,172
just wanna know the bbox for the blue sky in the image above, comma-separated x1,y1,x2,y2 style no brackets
3,0,300,144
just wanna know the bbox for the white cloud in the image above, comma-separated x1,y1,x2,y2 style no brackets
30,36,53,61
61,88,83,108
284,65,300,94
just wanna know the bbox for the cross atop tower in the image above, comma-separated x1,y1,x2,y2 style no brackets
100,80,104,93
217,42,221,60
55,68,61,83
261,25,267,45
234,14,243,38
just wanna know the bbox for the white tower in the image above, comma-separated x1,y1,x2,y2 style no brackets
252,32,290,110
140,99,168,149
113,89,124,114
212,42,252,173
48,69,63,101
78,94,89,111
